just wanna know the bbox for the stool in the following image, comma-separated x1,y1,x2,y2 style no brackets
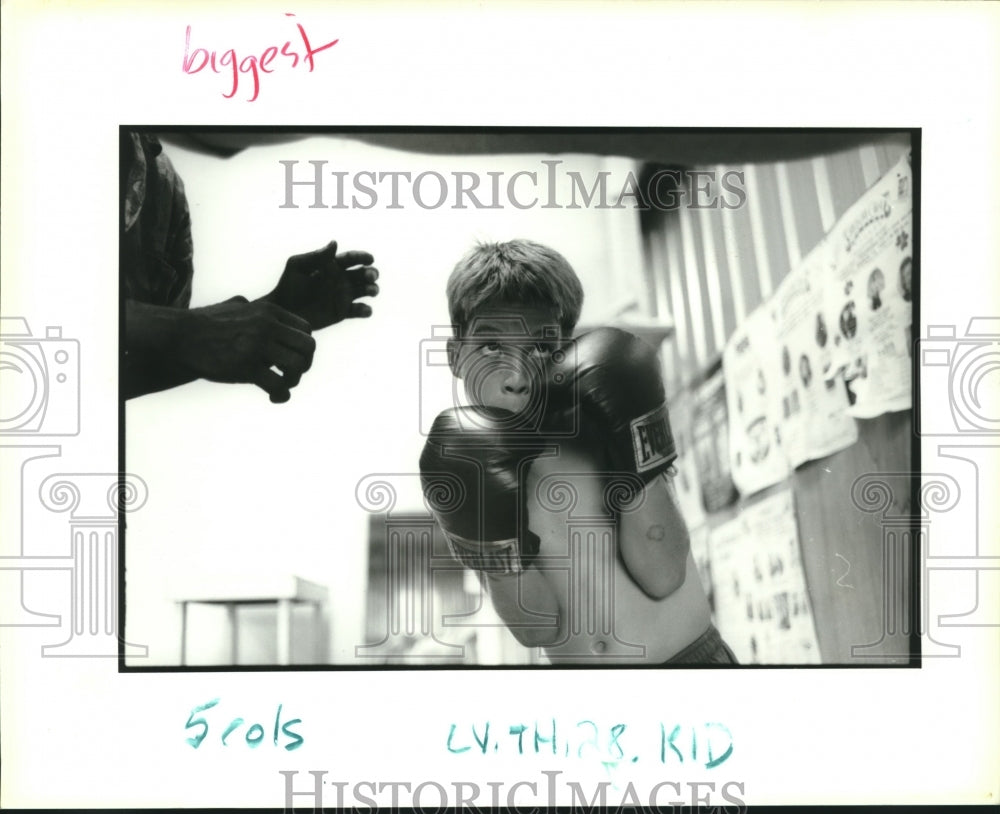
172,574,328,665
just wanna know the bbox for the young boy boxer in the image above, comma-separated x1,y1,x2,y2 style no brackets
420,240,737,664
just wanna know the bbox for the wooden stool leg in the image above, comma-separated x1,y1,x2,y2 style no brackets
277,599,292,665
226,603,238,665
313,601,324,663
179,602,188,666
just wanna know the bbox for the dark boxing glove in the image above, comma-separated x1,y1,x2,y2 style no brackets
546,327,676,481
420,406,544,574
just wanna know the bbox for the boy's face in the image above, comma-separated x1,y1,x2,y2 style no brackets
448,303,563,416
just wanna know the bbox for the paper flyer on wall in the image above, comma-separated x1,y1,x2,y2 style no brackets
668,389,715,617
667,388,708,531
771,252,859,467
669,391,716,617
723,304,790,497
823,153,913,418
689,523,716,619
709,489,822,665
690,370,740,512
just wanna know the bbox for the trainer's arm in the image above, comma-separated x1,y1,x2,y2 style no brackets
124,299,211,398
482,569,561,648
125,296,316,403
617,472,690,599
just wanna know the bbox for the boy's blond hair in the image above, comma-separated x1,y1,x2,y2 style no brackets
446,240,584,336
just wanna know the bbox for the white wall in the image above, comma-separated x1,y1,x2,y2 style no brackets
124,135,648,665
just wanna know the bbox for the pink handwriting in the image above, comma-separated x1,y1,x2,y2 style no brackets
182,14,339,102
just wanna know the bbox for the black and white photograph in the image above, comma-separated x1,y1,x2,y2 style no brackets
122,128,916,668
3,3,999,810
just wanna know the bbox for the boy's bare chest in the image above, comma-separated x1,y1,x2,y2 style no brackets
525,440,616,553
524,441,706,661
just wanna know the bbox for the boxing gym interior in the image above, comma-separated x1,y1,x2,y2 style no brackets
124,129,915,667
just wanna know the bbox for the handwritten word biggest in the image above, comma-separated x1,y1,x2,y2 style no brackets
182,14,339,102
185,698,304,750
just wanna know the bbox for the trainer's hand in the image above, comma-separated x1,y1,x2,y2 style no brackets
176,297,316,403
265,240,379,330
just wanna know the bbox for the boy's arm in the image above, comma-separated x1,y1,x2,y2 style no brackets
420,408,562,648
617,471,690,599
481,569,561,648
545,329,690,600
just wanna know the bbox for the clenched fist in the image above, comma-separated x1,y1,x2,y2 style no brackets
176,297,316,403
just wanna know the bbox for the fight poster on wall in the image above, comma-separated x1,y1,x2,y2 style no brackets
822,153,913,418
689,524,715,618
666,389,708,531
723,305,789,497
771,254,859,467
709,489,822,665
689,370,739,513
669,392,716,615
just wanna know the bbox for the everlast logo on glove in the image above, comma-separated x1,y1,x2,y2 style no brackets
630,403,676,474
